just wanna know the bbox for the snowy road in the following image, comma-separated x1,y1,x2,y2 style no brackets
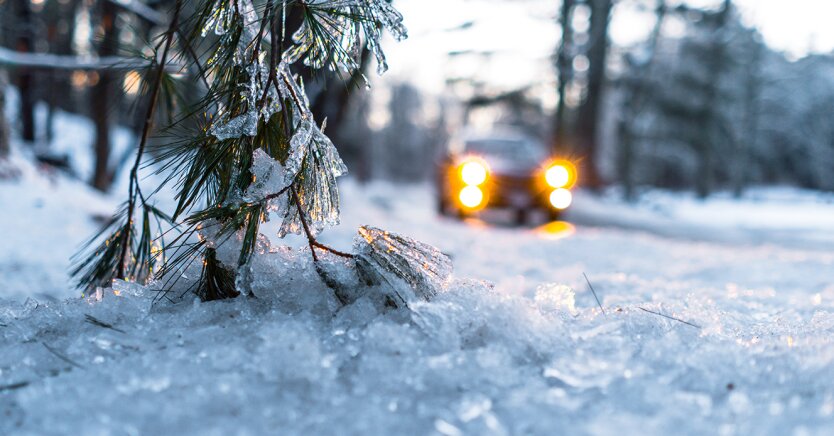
2,167,834,435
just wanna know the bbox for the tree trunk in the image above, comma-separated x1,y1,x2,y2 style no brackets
617,0,666,201
91,1,120,191
15,1,36,143
553,0,575,154
733,40,762,198
0,71,9,158
696,0,732,199
575,0,613,190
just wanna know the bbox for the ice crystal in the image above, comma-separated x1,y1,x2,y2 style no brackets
283,0,408,75
210,110,259,140
245,149,287,200
353,226,453,306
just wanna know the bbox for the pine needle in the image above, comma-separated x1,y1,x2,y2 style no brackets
42,343,83,369
0,381,29,392
583,272,606,315
638,307,701,329
85,314,127,334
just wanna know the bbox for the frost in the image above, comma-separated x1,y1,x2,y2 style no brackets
354,226,453,305
283,0,408,75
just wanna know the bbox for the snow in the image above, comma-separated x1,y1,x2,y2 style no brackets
2,112,834,433
0,149,115,301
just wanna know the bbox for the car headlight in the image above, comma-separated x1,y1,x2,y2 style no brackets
459,185,484,208
545,165,570,188
460,160,488,186
549,188,573,209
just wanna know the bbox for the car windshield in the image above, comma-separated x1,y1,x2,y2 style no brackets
464,138,546,166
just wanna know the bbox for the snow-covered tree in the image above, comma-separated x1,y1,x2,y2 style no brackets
72,0,452,305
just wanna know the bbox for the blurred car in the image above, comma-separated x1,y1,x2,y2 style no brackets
435,130,577,224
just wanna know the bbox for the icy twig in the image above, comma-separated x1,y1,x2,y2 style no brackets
583,272,606,315
85,314,127,334
290,186,354,260
42,342,84,369
638,307,701,329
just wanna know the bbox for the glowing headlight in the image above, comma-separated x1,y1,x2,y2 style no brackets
549,188,573,209
545,165,570,188
460,161,488,186
459,186,484,208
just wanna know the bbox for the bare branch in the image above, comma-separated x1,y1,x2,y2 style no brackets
0,46,182,72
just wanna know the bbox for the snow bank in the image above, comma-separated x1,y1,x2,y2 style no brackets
569,187,834,249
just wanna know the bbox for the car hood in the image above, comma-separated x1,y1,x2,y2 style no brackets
482,156,539,178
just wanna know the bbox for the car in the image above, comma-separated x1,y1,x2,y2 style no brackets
435,130,577,224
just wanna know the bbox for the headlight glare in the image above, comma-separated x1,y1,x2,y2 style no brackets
545,165,570,188
459,186,484,208
460,161,488,186
549,188,573,209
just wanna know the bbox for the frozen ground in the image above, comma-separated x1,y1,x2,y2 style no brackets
2,148,834,435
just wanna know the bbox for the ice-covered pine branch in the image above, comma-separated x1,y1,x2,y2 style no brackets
71,0,431,306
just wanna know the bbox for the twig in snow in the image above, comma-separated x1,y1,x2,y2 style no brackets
85,314,126,334
41,343,83,369
638,307,701,329
0,381,29,392
583,272,606,315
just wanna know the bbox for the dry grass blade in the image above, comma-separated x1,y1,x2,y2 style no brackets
638,307,701,329
42,342,84,369
583,272,606,315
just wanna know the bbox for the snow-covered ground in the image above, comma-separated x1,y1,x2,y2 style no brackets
3,103,834,434
2,147,834,434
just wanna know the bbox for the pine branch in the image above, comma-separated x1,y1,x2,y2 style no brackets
117,0,183,280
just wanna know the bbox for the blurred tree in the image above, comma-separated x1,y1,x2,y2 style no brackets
0,70,8,157
612,0,783,196
12,0,36,143
616,0,666,201
382,83,431,181
731,33,763,197
553,0,576,154
91,0,121,191
574,0,613,190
